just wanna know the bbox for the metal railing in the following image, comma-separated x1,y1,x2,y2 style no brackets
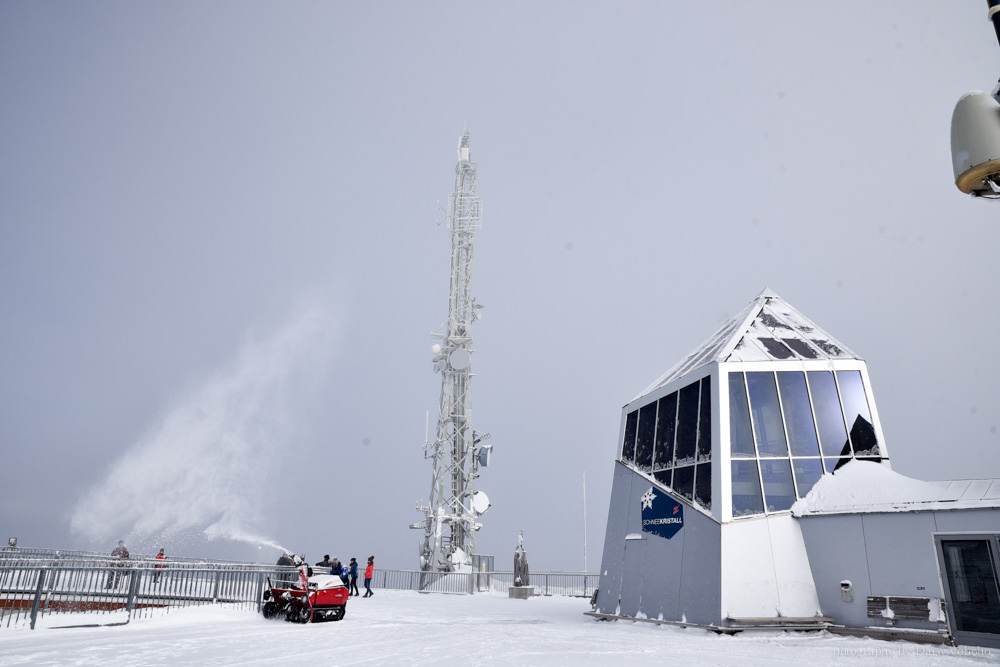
482,571,598,597
1,556,291,630
370,568,598,597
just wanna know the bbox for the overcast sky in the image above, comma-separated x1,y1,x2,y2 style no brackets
2,2,999,571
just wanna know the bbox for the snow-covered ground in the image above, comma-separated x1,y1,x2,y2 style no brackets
0,591,995,666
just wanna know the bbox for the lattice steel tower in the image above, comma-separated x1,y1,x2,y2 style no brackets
412,129,492,573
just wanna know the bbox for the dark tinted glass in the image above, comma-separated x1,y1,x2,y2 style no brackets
792,458,824,498
729,373,755,458
653,469,673,489
777,372,820,457
760,458,795,512
782,338,818,359
675,382,700,465
653,392,677,471
941,540,1000,634
673,465,695,501
808,371,850,457
731,460,764,517
695,462,712,510
697,376,712,462
635,402,656,471
758,338,795,359
746,372,789,457
837,371,879,456
824,456,850,473
622,411,637,462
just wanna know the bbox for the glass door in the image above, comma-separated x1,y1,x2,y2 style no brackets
941,539,1000,638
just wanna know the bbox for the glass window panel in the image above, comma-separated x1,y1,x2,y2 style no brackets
731,460,764,517
674,382,700,466
673,465,695,501
941,540,1000,634
621,411,637,462
746,372,789,457
837,370,879,457
792,458,824,498
728,373,756,458
777,372,821,457
782,338,818,359
652,392,677,471
760,458,795,512
635,402,656,471
758,338,795,359
653,469,672,489
824,457,850,473
695,462,712,510
697,376,712,462
808,371,850,458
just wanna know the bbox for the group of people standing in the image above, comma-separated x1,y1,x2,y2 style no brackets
313,554,375,597
104,540,167,588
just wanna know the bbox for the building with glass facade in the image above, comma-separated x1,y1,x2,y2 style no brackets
593,289,1000,648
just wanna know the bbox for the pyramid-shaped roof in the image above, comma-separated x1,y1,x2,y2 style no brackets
639,289,860,398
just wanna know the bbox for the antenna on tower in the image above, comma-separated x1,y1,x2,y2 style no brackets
412,129,493,576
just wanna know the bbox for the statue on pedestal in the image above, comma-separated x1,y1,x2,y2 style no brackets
513,529,530,587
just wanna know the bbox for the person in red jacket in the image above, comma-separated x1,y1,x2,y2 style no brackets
362,556,374,597
154,548,165,584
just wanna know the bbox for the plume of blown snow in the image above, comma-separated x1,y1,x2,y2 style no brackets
70,302,336,550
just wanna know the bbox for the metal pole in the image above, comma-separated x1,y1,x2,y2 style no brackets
211,567,219,604
583,470,588,573
125,568,140,617
29,567,46,630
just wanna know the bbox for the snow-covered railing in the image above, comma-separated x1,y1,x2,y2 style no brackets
0,556,291,630
0,546,261,565
484,571,599,597
370,568,598,597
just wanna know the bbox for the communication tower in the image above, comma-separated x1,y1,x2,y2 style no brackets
412,130,492,573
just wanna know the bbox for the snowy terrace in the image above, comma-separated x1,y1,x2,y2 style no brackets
0,590,995,667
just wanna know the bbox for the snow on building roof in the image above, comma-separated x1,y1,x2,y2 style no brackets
790,460,1000,517
639,288,859,398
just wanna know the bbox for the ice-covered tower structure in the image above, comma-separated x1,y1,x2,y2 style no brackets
412,130,492,574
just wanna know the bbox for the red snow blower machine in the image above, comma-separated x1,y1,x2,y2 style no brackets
262,565,349,623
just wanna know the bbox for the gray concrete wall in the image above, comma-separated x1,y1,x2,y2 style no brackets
799,509,1000,631
595,462,633,615
595,462,721,625
933,508,1000,534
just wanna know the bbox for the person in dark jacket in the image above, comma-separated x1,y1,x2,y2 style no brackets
348,557,360,597
105,540,130,588
330,557,349,585
276,551,295,586
316,554,331,568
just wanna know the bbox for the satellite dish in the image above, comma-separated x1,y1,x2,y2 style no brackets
472,490,491,515
449,348,471,370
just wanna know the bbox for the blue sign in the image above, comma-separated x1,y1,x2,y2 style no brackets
640,486,684,540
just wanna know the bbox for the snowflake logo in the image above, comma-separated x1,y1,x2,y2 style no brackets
641,487,656,510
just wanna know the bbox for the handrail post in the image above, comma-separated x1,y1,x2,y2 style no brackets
29,567,46,630
125,567,141,617
212,567,221,604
